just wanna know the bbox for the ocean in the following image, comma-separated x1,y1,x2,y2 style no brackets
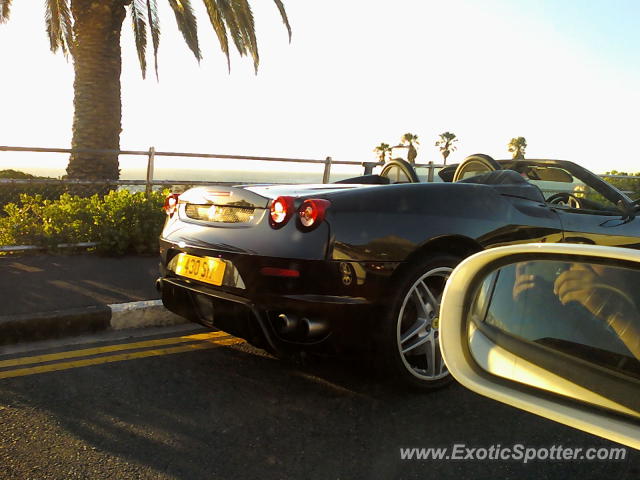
2,166,366,185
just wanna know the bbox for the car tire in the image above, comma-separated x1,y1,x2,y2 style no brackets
378,253,461,390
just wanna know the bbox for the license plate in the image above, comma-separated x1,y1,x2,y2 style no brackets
173,253,226,286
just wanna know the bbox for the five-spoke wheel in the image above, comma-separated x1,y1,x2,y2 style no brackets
379,253,461,390
397,266,452,381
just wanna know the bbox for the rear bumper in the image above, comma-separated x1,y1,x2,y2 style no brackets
159,237,398,305
158,242,399,353
159,276,371,314
159,275,374,354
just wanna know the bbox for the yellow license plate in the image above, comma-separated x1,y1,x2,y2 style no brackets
173,253,226,286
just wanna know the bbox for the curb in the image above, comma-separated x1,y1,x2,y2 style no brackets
0,300,189,346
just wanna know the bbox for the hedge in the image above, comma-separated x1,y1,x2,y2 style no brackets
0,190,168,255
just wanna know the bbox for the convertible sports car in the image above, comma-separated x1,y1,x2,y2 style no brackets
157,154,640,389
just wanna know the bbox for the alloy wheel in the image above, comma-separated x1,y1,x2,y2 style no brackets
396,266,452,381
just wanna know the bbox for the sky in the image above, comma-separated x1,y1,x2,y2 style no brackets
1,0,639,178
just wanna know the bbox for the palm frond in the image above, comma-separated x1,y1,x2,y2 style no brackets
202,0,231,71
216,0,248,59
200,0,289,73
147,0,161,79
0,0,12,23
45,0,73,56
130,0,148,78
272,0,291,42
169,0,201,61
234,0,259,72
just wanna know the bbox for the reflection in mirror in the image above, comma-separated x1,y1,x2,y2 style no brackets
468,259,640,419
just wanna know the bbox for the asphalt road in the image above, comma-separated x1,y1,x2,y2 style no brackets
0,254,159,316
0,325,637,480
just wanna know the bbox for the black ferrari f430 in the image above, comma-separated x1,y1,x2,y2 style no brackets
158,154,640,389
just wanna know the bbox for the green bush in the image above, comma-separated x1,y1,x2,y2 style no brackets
0,190,167,255
94,190,167,255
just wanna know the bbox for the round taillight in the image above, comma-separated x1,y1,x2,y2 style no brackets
298,199,331,229
163,193,180,216
269,196,294,227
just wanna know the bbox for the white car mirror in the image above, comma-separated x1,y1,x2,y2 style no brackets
440,243,640,450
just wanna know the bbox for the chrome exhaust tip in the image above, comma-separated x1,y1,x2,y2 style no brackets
276,313,300,334
155,278,163,292
301,317,328,338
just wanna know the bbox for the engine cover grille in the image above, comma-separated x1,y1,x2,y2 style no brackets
185,204,256,223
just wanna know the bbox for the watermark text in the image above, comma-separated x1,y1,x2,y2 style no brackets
400,444,627,464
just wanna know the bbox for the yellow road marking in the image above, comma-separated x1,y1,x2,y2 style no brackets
0,337,245,380
0,331,228,369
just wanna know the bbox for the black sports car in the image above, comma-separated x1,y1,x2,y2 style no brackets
157,154,640,389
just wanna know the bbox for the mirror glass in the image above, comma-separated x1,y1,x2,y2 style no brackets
468,259,640,418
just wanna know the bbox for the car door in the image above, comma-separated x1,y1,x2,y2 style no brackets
524,163,640,249
551,203,640,249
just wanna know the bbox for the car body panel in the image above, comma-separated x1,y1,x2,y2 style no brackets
326,183,564,262
553,208,640,248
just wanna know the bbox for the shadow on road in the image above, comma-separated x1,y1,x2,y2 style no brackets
0,342,637,479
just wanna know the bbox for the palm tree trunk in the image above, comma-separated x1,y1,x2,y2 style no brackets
66,0,127,181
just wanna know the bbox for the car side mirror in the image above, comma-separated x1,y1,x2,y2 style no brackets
616,199,636,220
440,243,640,449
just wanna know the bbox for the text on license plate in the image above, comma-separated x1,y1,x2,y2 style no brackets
174,253,226,286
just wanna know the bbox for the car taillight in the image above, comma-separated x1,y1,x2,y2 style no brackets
298,199,331,229
269,196,294,228
163,193,180,216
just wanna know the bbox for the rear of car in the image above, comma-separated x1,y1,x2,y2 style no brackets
158,183,382,354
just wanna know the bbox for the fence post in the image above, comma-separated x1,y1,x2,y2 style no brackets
145,146,155,195
427,161,434,182
322,156,332,184
362,162,379,175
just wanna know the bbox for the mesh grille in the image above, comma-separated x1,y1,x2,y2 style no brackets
184,204,256,223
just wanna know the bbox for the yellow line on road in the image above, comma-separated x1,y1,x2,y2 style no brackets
0,337,245,380
0,331,229,369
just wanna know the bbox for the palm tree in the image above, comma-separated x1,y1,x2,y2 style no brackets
374,143,392,163
400,133,419,165
0,0,291,181
435,132,458,165
507,137,527,159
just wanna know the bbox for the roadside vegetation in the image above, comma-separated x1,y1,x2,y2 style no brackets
507,137,527,159
603,171,640,200
0,190,166,255
435,132,458,165
375,133,537,163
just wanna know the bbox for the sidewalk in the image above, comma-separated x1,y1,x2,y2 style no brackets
0,253,187,345
0,254,159,316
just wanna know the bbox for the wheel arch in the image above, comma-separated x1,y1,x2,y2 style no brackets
377,239,483,389
391,235,483,281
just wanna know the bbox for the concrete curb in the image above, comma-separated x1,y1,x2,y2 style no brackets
0,300,189,346
110,300,189,330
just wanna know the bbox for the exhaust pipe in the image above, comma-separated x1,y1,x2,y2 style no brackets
155,278,163,292
276,313,300,334
301,317,328,338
